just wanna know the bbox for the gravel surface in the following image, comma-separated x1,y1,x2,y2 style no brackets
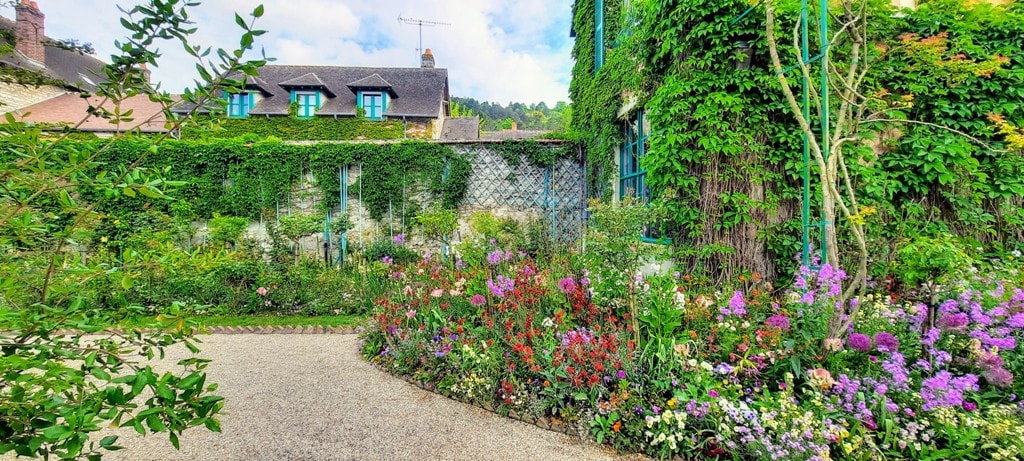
81,334,627,461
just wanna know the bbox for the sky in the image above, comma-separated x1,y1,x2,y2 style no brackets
1,0,575,106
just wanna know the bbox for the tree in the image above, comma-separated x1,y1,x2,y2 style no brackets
0,1,269,459
762,0,1010,338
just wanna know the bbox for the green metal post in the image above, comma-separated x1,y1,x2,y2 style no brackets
818,0,829,265
801,0,811,266
340,166,348,263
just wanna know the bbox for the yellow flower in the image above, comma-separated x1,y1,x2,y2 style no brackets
667,398,677,409
100,236,108,243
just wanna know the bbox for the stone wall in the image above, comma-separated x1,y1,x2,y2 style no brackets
187,141,586,261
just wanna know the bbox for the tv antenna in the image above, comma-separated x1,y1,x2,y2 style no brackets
397,15,450,58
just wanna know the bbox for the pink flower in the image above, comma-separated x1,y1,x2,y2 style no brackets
406,309,416,319
256,286,268,296
557,277,578,294
470,294,486,307
430,288,444,298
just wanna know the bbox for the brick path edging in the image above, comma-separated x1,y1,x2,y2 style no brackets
49,325,360,336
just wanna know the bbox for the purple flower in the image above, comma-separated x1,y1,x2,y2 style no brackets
392,233,406,244
487,250,503,265
455,259,464,269
470,294,486,307
708,389,720,398
381,255,393,265
617,370,627,380
873,332,900,353
920,371,979,411
848,333,872,352
963,402,977,411
937,313,969,331
728,291,747,316
765,314,791,331
486,275,515,297
557,277,578,294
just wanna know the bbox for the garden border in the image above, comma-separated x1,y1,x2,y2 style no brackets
368,363,586,438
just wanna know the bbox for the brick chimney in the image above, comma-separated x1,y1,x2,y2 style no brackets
15,0,46,65
139,62,151,82
420,48,435,69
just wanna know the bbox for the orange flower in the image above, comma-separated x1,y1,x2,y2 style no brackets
611,420,622,433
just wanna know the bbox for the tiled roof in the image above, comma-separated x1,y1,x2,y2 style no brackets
177,64,448,119
346,73,393,91
441,116,480,140
13,92,174,133
0,15,108,92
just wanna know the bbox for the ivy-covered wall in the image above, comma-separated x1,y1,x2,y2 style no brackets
571,0,803,280
79,138,469,221
569,0,1024,281
180,115,407,141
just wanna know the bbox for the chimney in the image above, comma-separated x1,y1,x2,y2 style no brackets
15,0,46,65
420,48,435,69
510,121,517,131
139,63,151,82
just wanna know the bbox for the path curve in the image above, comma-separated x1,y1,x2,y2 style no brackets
94,334,629,461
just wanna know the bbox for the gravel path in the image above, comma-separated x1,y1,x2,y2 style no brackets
88,334,625,461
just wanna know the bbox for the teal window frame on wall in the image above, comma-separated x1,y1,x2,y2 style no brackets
594,0,604,73
357,91,386,120
290,90,320,118
227,92,253,118
619,110,669,243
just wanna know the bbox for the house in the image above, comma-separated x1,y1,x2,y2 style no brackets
1,0,172,135
0,0,105,110
177,49,452,139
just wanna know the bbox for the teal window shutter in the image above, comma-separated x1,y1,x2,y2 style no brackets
227,92,249,118
293,90,317,118
619,110,667,243
360,92,384,120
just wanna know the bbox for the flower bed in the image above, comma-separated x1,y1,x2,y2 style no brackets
359,243,1024,460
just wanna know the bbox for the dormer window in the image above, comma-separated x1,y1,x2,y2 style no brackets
227,92,253,118
359,92,385,120
291,90,320,118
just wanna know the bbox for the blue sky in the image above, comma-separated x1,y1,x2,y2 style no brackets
1,0,575,105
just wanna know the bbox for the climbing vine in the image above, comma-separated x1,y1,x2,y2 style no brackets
33,138,471,222
568,0,1024,281
181,116,404,140
568,0,627,199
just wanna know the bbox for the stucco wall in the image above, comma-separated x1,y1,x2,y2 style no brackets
0,82,65,112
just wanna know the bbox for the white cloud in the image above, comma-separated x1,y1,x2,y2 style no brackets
0,0,573,105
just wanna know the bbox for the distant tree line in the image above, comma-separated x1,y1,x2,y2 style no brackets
451,96,571,132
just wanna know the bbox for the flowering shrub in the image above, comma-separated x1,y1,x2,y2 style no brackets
360,245,1024,460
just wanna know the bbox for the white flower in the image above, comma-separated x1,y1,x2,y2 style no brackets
542,317,555,328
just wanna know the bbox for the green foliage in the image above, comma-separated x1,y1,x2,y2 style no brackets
207,214,248,248
0,1,271,458
181,116,403,141
568,0,627,198
18,138,474,224
894,234,972,287
860,0,1024,251
310,141,469,221
277,213,323,242
416,207,459,243
363,237,419,265
451,97,572,131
